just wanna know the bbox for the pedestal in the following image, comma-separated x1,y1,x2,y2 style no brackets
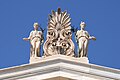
29,57,41,64
29,54,89,64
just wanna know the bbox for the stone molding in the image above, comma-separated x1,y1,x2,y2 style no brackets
0,54,120,80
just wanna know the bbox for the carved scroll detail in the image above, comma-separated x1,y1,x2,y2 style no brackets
43,8,75,57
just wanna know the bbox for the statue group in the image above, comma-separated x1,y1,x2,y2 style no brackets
23,8,96,58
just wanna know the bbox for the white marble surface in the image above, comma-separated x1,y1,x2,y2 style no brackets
0,54,119,80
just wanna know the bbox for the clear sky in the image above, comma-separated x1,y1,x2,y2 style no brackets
0,0,120,69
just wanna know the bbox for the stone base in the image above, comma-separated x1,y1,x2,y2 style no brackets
29,57,41,64
77,57,89,63
29,54,89,64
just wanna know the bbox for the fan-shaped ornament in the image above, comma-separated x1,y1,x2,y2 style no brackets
43,8,75,57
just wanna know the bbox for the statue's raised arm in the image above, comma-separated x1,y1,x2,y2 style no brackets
23,22,44,57
75,21,96,57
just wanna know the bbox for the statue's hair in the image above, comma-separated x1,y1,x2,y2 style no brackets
80,21,86,27
33,22,39,27
81,21,85,24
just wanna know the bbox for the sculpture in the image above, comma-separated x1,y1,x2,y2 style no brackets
75,21,96,57
43,8,75,57
23,8,96,61
23,23,44,57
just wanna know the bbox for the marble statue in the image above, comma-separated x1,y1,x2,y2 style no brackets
75,21,96,57
23,23,44,57
43,8,75,57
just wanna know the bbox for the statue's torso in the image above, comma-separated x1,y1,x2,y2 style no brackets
30,30,42,41
76,30,89,39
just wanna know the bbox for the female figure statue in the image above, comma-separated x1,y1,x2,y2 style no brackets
76,21,96,57
23,23,44,57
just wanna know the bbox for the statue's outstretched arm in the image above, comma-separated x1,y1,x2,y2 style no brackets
85,31,96,40
89,36,96,40
23,38,30,41
23,31,33,41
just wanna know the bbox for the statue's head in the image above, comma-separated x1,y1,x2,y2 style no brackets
33,22,39,30
80,21,86,29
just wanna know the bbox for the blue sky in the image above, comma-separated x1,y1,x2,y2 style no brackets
0,0,120,69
